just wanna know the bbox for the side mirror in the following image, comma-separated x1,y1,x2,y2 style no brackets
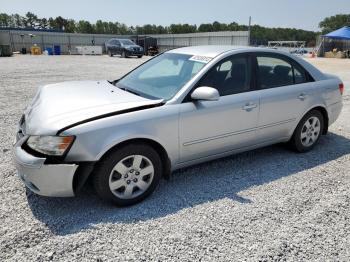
191,86,220,101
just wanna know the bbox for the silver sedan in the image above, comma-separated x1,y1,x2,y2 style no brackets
13,46,344,206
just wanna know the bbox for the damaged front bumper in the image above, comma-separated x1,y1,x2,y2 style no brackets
13,135,78,197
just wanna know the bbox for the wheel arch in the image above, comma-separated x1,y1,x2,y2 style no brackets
294,105,329,136
313,106,329,134
97,137,172,179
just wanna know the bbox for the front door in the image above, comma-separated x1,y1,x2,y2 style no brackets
179,54,259,163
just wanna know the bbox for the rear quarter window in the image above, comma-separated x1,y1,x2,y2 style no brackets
294,64,307,84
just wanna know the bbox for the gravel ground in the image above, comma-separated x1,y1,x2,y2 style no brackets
0,55,349,261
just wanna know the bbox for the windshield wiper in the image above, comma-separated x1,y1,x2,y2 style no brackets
115,85,141,96
114,83,160,100
123,88,141,96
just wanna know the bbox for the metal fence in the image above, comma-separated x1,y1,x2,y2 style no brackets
0,29,249,54
153,31,249,52
0,29,126,54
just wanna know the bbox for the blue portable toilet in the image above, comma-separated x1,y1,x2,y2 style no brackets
45,47,53,55
53,45,61,55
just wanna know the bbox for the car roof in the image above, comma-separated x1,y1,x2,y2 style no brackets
166,45,326,82
109,38,131,41
166,45,313,59
166,45,254,57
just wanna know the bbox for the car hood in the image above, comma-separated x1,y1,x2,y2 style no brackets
24,80,163,135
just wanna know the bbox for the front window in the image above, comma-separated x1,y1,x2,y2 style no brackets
116,53,207,100
197,55,251,96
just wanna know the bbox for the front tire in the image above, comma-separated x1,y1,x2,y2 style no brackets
93,144,162,206
108,50,113,57
137,55,143,58
121,51,127,58
289,110,324,153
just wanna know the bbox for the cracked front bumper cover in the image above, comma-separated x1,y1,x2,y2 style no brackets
13,136,78,197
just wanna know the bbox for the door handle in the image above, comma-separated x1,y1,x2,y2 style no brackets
298,93,307,101
242,102,257,111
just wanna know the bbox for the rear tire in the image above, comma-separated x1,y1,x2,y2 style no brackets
289,110,324,153
93,144,162,206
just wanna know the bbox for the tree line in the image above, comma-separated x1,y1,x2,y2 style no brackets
319,14,350,34
0,12,349,46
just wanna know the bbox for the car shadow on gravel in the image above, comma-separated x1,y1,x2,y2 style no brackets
27,132,350,235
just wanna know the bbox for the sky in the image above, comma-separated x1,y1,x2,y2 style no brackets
1,0,350,31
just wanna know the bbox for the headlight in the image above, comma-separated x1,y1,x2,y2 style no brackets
26,136,75,156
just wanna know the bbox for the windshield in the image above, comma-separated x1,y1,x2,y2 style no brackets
120,39,135,46
116,53,208,100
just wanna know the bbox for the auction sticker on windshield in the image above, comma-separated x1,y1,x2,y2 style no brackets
189,55,213,63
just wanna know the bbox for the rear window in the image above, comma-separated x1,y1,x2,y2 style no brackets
120,39,135,45
109,40,119,45
257,56,293,89
256,54,311,89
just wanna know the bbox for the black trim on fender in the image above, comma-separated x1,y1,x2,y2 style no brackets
56,102,165,135
73,162,96,195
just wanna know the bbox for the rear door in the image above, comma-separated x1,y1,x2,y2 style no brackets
114,40,122,54
254,53,315,143
179,54,260,163
108,40,117,53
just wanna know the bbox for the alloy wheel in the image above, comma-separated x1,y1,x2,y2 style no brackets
108,155,154,199
300,116,321,147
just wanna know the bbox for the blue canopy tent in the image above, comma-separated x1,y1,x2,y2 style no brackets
324,26,350,40
318,26,350,57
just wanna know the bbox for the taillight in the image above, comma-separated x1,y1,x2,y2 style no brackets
339,83,344,95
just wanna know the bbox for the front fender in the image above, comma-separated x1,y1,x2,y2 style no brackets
95,134,169,161
62,105,180,165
